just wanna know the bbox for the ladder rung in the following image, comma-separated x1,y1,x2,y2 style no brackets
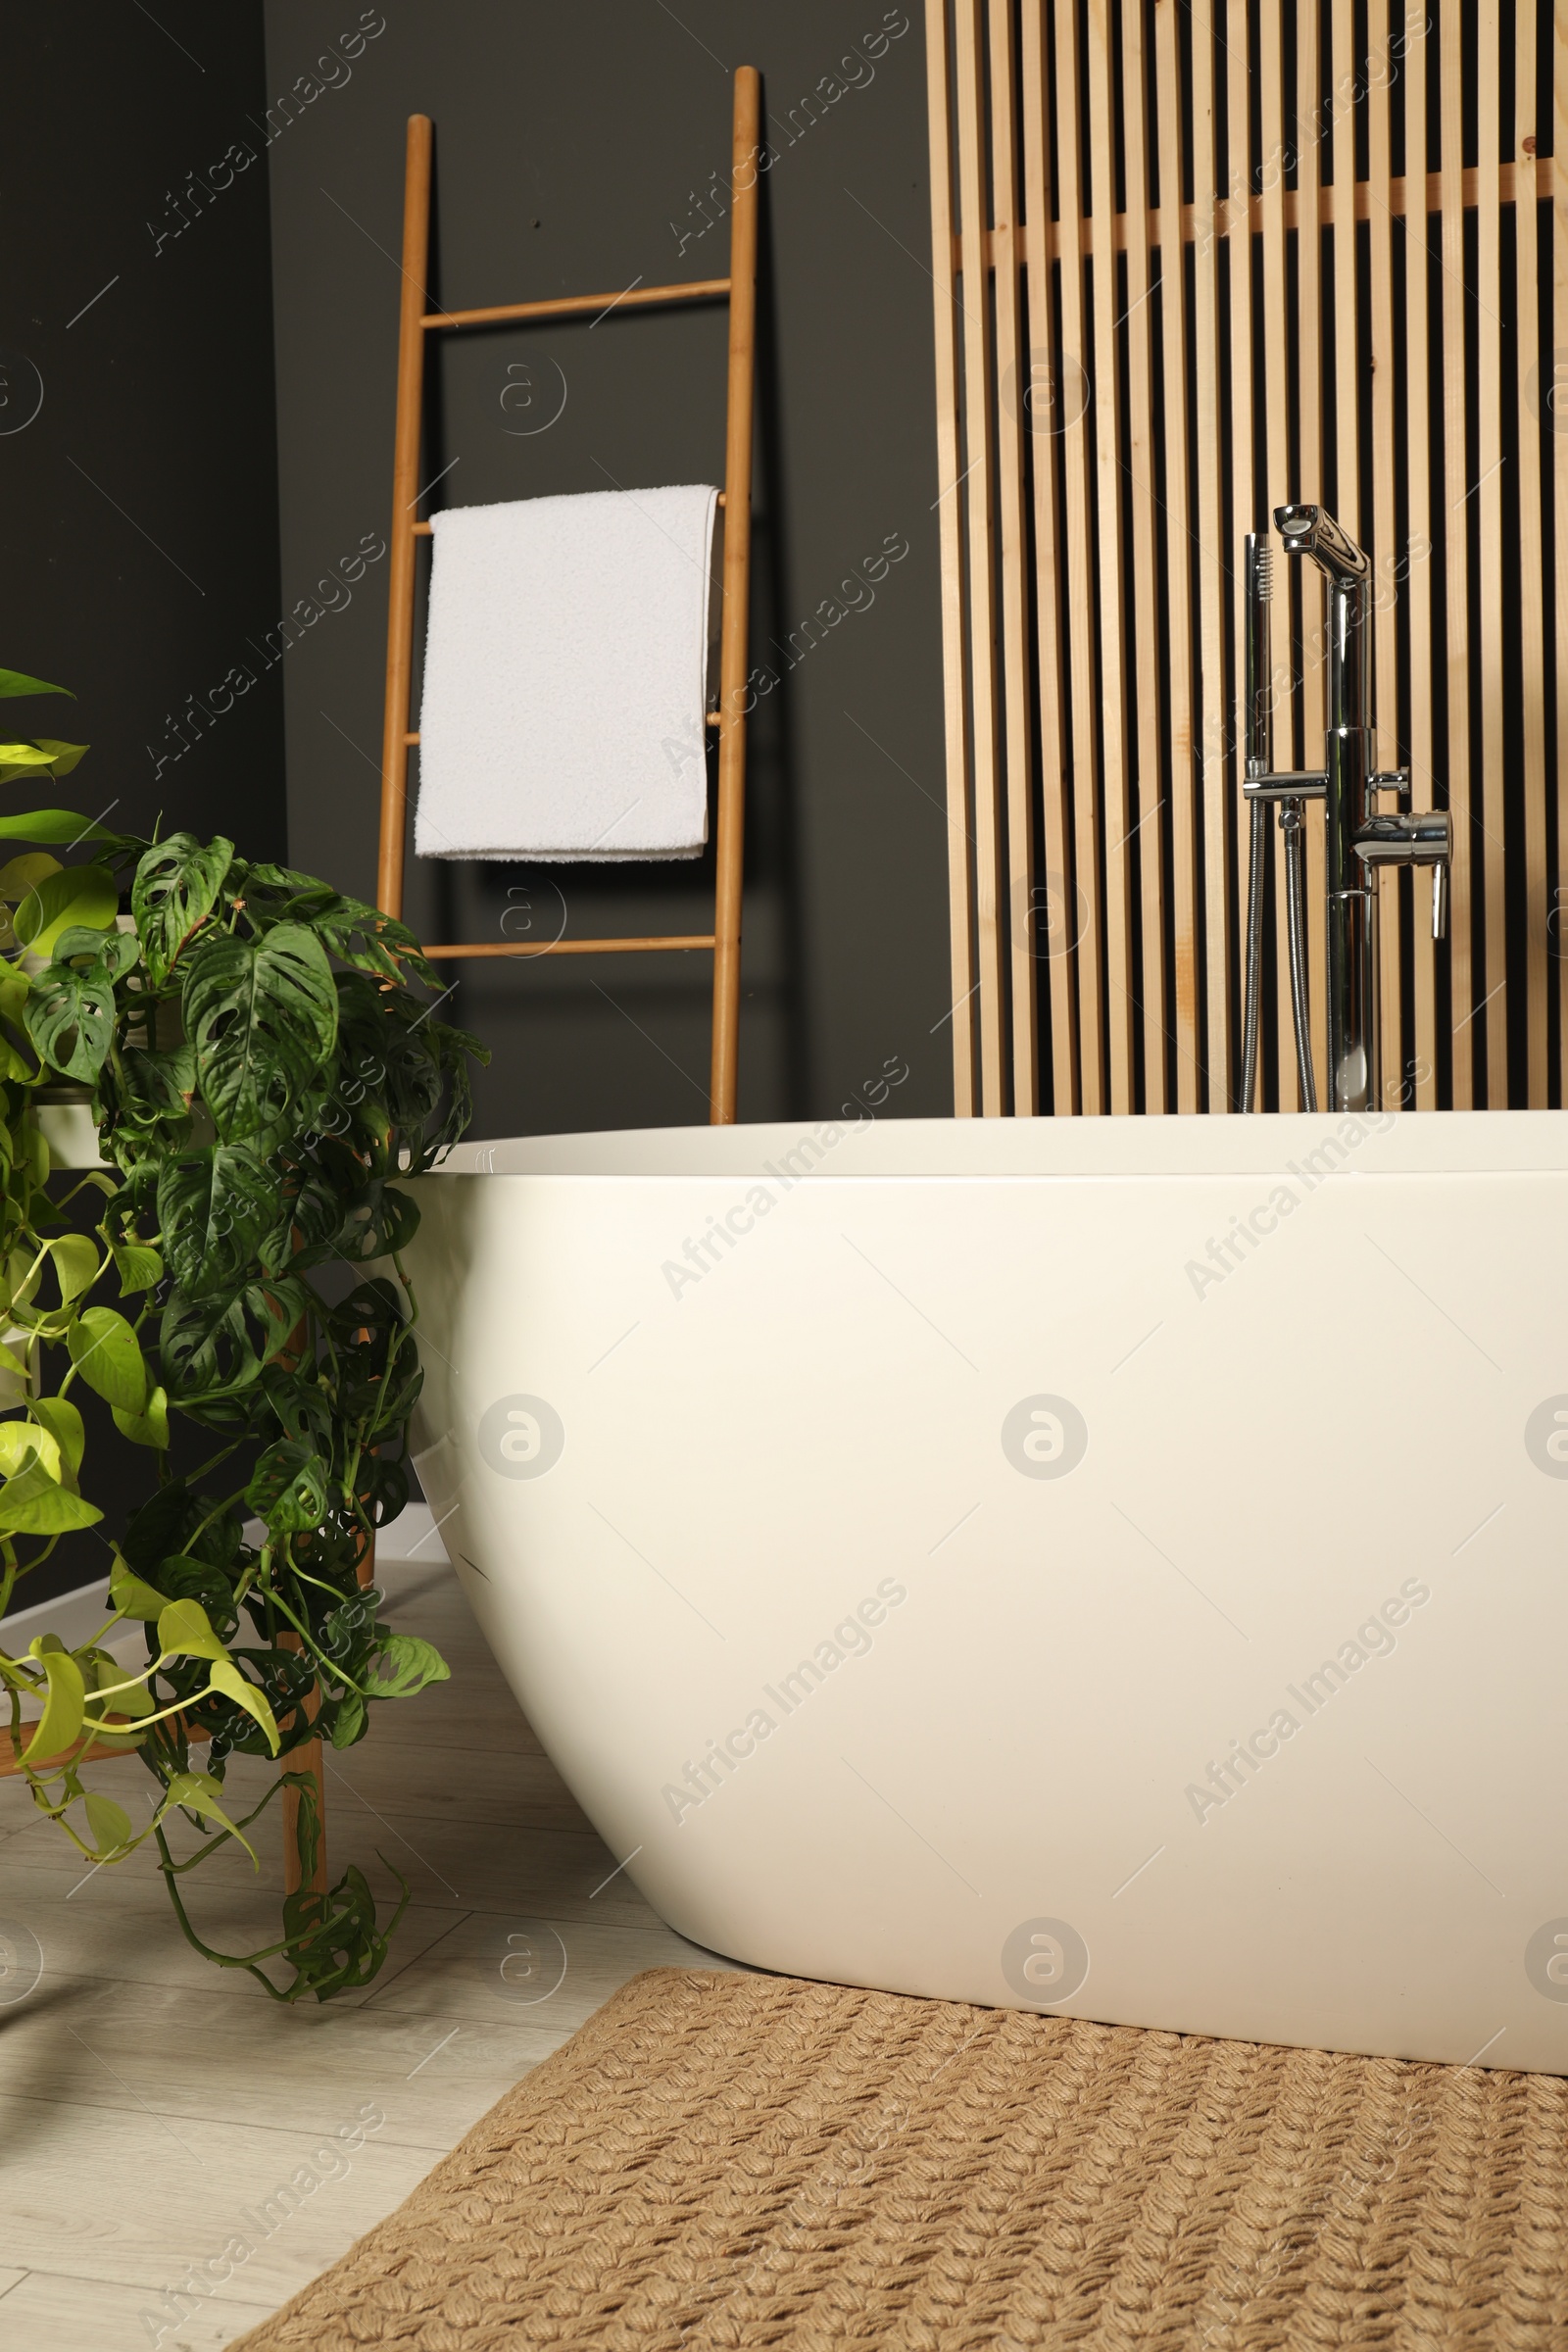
422,276,730,331
411,493,723,537
408,724,717,746
422,935,716,958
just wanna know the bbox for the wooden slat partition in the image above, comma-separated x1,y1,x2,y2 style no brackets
929,0,1563,1114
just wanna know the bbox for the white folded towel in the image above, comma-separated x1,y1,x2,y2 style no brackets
414,484,719,862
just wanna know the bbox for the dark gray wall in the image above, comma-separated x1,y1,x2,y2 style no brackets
0,2,284,1607
262,0,951,1133
0,4,285,858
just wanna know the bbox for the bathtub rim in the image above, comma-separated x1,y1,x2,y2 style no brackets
426,1108,1568,1182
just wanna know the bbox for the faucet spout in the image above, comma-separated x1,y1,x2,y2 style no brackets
1273,503,1369,590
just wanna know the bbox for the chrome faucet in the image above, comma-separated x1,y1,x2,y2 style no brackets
1240,503,1452,1113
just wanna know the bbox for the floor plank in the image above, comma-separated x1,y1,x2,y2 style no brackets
0,2270,275,2352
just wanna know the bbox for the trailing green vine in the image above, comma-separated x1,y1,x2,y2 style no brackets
0,665,486,1999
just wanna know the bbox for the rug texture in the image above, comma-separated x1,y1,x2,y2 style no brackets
230,1966,1568,2349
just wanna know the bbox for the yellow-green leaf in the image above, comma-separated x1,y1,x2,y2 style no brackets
47,1234,99,1301
112,1242,163,1297
0,1420,61,1482
83,1791,132,1856
67,1306,147,1412
0,852,60,901
163,1769,258,1866
15,864,118,959
112,1384,169,1450
156,1596,224,1663
207,1657,280,1756
6,1247,41,1311
109,1555,172,1621
20,1645,85,1764
29,738,88,777
92,1654,152,1719
31,1395,83,1478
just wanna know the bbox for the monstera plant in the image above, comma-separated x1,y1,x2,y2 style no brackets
0,665,484,1999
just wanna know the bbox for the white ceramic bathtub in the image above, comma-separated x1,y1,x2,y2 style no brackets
404,1110,1568,2075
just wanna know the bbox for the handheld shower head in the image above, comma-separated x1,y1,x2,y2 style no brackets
1245,530,1273,774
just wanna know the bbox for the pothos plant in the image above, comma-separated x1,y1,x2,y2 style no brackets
0,664,485,1999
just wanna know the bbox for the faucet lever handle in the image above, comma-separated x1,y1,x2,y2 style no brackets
1369,769,1411,806
1432,861,1448,942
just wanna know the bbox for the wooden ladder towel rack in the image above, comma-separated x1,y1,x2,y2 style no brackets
271,72,761,1907
376,65,760,1124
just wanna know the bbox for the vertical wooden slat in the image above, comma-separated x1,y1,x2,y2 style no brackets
376,114,432,925
1440,0,1475,1106
1086,0,1136,1110
1477,1,1508,1102
1517,0,1550,1103
1121,0,1167,1110
710,67,760,1126
954,1,1007,1111
1368,0,1401,1110
1329,1,1360,543
1259,3,1295,1104
1155,0,1200,1110
1207,0,1247,1107
1298,0,1329,1098
1405,1,1439,1109
986,0,1038,1113
1019,0,1078,1111
924,0,978,1115
1557,6,1568,1103
1055,0,1108,1111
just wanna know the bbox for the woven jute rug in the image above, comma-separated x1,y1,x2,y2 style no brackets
232,1966,1568,2350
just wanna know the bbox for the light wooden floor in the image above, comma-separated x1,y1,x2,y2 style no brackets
0,1541,735,2350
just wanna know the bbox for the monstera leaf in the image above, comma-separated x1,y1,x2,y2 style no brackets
182,923,337,1143
246,1438,332,1535
161,1275,308,1401
130,833,233,986
24,955,118,1082
157,1144,288,1300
